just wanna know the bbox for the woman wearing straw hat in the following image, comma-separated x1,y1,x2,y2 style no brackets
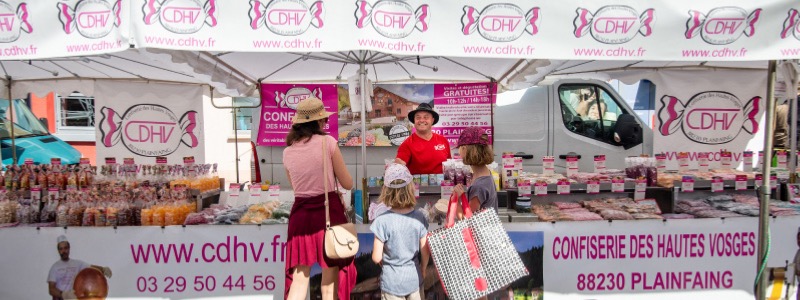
395,103,452,174
283,97,355,300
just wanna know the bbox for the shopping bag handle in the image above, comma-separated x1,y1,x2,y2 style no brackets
445,193,473,228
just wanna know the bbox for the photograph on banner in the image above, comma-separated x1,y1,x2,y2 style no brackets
94,82,206,164
338,82,496,148
256,83,339,146
348,231,543,299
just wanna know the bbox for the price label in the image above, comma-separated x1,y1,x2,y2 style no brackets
743,151,753,172
566,157,579,177
104,157,116,165
502,153,515,170
655,154,666,170
757,151,764,169
514,157,523,171
543,156,555,175
50,158,61,166
30,186,41,201
735,175,747,191
594,155,606,173
268,185,280,200
123,158,135,165
518,180,531,197
249,183,261,197
23,158,33,165
611,178,625,193
557,181,570,195
720,152,733,169
682,176,695,192
156,156,168,165
586,180,600,194
634,179,647,200
441,180,454,200
79,158,90,167
777,151,788,169
47,187,60,200
534,182,548,196
678,153,689,173
697,153,709,173
711,177,724,192
229,183,240,197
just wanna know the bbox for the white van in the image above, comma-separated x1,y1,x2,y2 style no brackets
253,79,652,185
493,79,653,171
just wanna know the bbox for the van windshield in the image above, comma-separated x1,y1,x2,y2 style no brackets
0,99,50,139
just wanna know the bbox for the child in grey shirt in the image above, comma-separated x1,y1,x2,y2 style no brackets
371,163,430,300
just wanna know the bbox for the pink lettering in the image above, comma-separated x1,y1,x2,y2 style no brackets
267,9,306,26
286,94,310,106
594,17,636,34
124,121,176,144
480,15,521,32
0,14,15,32
686,108,738,130
374,10,411,28
704,18,743,35
78,11,110,28
163,6,200,24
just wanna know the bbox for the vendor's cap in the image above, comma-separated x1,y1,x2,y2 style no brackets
384,163,413,188
407,103,439,125
57,235,68,244
457,127,489,147
291,97,335,124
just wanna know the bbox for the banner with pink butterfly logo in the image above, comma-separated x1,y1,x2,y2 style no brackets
257,83,338,146
94,81,205,164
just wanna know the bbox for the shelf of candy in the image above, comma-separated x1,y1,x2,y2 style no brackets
518,172,572,185
625,157,657,186
180,200,292,226
656,170,756,188
675,193,800,218
567,169,626,184
531,198,663,222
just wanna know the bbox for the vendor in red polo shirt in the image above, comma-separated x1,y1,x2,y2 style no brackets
395,103,451,174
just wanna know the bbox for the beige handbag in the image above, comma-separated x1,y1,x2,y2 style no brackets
321,136,359,259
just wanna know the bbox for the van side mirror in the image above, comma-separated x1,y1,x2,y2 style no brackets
615,114,643,150
39,117,48,128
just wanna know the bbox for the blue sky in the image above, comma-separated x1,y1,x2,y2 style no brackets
377,84,434,104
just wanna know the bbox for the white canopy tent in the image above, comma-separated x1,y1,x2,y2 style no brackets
1,0,797,298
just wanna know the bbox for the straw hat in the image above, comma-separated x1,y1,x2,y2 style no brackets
291,97,335,124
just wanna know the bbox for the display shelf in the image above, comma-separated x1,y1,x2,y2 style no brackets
670,179,756,191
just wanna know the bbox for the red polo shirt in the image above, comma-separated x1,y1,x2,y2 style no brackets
396,132,451,174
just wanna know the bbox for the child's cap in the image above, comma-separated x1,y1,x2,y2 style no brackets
457,127,489,147
384,163,413,188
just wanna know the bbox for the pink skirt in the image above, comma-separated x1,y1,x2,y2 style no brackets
285,191,356,299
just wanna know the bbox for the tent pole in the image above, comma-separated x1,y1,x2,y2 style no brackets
359,59,369,223
790,93,797,183
6,78,15,165
756,60,776,300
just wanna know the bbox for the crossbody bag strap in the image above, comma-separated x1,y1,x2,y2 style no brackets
322,135,331,229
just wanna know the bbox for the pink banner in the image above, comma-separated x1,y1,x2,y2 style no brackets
432,82,496,148
257,83,338,146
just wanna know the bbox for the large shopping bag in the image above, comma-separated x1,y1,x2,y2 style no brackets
427,193,528,300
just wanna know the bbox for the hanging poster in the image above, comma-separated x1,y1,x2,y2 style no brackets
256,83,338,146
94,82,205,163
643,70,768,170
432,82,496,147
336,82,496,147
